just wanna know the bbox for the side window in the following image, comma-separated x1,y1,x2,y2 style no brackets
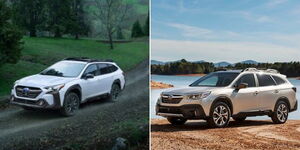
98,64,110,75
109,65,118,72
272,75,286,85
257,74,276,86
83,64,99,76
235,74,256,87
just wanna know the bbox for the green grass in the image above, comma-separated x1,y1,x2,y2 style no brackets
0,37,148,96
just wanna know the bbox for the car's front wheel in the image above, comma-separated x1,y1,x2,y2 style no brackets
207,102,231,128
60,92,80,117
167,117,187,125
108,83,121,101
271,101,288,124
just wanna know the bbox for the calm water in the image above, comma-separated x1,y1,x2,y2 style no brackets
151,75,300,120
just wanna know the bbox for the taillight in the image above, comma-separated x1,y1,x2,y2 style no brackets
292,87,297,92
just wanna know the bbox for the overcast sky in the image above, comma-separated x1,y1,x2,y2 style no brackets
151,0,300,63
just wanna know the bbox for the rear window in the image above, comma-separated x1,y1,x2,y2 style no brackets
257,74,276,86
272,75,286,85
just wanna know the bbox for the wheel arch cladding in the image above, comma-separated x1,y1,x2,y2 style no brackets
210,96,233,116
113,79,121,88
65,84,82,102
275,96,291,111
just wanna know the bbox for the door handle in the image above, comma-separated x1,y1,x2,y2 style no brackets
274,90,279,94
253,91,259,96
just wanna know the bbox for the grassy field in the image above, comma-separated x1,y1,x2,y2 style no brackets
0,37,148,97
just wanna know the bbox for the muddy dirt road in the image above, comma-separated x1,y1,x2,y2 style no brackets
0,60,149,150
151,119,300,150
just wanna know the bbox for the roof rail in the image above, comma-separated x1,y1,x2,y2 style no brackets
242,68,279,74
63,57,114,63
265,69,279,73
242,68,258,72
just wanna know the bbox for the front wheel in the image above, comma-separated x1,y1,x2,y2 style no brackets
207,102,231,128
271,101,288,124
60,92,80,117
167,117,187,125
108,83,121,101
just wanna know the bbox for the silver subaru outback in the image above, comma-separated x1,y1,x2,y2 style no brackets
156,68,298,128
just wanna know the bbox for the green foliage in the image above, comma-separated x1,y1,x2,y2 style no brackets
0,37,149,96
151,59,215,75
0,0,23,67
131,20,144,38
143,14,149,36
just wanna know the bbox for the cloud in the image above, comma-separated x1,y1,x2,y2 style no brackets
151,39,299,63
232,11,273,23
266,0,288,7
166,23,212,38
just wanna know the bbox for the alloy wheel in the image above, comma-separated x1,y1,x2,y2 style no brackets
277,103,288,122
213,105,229,126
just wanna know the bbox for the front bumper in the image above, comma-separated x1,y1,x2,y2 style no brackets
156,104,207,119
10,91,61,109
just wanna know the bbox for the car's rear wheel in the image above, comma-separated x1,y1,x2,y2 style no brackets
60,92,80,117
232,116,246,122
208,102,231,128
108,83,121,101
271,101,288,124
167,117,187,125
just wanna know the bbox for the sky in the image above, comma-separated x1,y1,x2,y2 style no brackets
151,0,300,63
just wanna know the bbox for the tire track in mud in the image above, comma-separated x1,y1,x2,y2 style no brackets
151,119,300,150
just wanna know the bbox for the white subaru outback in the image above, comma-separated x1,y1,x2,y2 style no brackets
10,57,125,116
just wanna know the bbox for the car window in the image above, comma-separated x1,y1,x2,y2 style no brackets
272,75,286,85
235,74,256,87
98,63,118,75
83,64,99,76
257,74,276,86
190,72,239,87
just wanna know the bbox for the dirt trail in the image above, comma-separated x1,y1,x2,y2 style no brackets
151,119,300,150
0,60,149,150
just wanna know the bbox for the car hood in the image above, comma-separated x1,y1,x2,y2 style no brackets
162,86,219,95
17,74,76,88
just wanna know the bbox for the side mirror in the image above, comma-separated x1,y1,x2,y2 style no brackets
236,83,248,90
83,73,94,79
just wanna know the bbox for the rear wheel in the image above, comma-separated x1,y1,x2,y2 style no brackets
207,102,231,128
60,92,80,117
232,116,246,122
108,83,121,101
167,117,187,125
271,101,288,124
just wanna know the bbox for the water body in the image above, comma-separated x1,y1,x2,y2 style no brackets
151,75,300,120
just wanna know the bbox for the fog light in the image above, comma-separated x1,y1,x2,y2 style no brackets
37,100,44,106
11,96,15,101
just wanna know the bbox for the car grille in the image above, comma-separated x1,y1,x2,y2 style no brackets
15,86,42,98
158,107,181,114
161,94,183,104
14,98,37,105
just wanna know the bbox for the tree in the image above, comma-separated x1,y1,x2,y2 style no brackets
143,14,149,36
131,20,143,38
93,0,130,49
12,0,45,37
0,0,23,67
67,0,89,39
47,0,72,38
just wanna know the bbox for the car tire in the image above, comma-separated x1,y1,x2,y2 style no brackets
60,92,80,117
232,116,246,122
167,117,187,125
207,102,231,128
271,101,289,124
108,83,121,101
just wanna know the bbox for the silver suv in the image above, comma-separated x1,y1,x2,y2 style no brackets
156,68,298,128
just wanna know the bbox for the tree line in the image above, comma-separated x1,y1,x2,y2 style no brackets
151,59,300,77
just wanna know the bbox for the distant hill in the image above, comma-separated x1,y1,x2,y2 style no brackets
239,60,259,65
214,61,232,67
151,60,165,65
192,60,206,63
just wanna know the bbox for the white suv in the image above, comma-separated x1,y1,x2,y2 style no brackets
11,57,125,116
156,68,297,127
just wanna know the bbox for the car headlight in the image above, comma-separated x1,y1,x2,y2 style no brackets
45,84,65,92
186,91,211,100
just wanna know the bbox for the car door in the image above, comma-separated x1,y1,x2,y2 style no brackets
256,74,278,111
231,73,260,113
81,64,100,99
97,63,114,94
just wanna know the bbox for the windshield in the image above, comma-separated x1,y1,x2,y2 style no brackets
40,61,86,77
190,72,239,87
